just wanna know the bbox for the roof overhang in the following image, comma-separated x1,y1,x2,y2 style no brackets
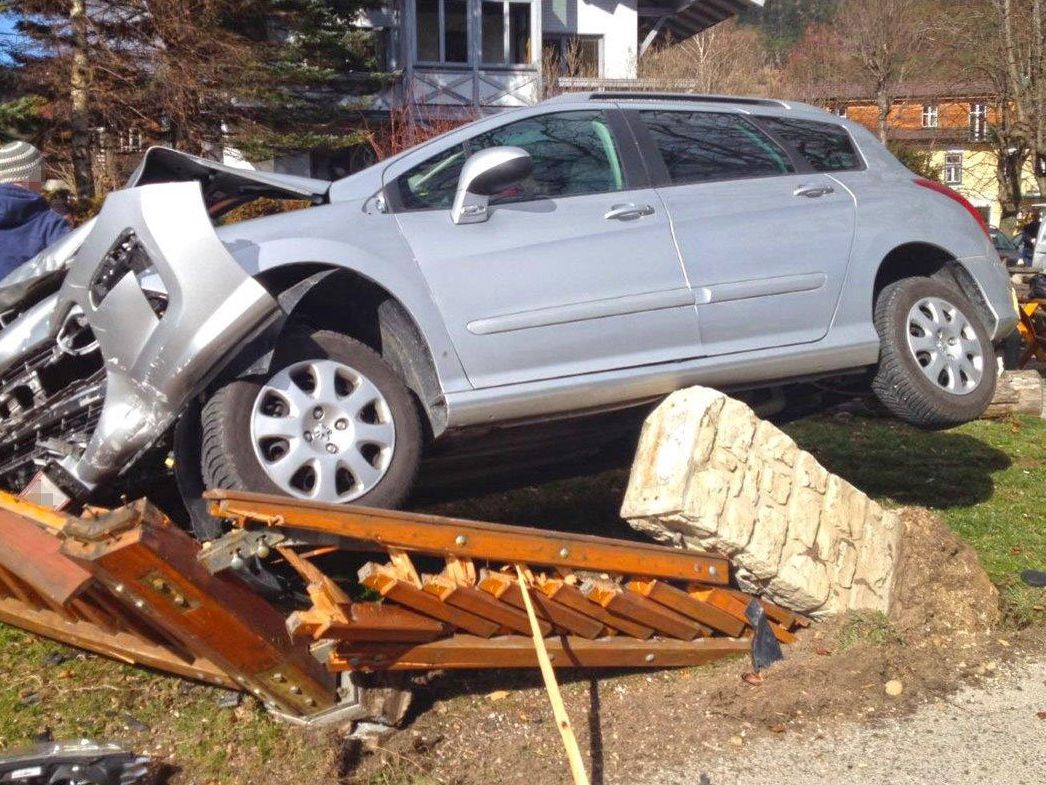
638,0,764,42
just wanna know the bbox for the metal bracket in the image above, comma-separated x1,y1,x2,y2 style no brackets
197,528,286,574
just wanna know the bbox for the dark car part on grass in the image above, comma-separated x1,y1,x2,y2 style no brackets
0,487,805,724
1021,569,1046,588
0,741,149,785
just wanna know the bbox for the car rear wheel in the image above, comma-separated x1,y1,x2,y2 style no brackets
201,328,422,508
872,276,996,429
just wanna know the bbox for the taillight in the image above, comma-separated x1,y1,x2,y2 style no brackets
914,178,990,237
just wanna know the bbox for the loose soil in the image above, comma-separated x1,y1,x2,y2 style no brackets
348,507,1036,785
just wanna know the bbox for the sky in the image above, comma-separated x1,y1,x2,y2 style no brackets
0,14,15,65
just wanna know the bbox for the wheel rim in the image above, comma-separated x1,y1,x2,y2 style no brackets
905,296,985,396
249,359,396,502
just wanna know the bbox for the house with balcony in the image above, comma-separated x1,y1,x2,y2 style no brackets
373,0,762,108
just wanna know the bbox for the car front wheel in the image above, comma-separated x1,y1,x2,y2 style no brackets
201,328,422,508
872,276,997,429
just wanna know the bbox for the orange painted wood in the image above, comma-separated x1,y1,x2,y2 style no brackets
628,579,746,637
537,578,653,639
62,507,336,716
583,581,709,640
0,510,92,605
689,588,797,645
207,489,728,585
316,602,449,642
0,596,235,688
360,562,500,637
327,634,751,671
478,572,604,639
423,576,551,637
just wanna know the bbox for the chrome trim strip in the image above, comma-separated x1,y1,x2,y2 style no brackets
467,288,695,335
698,273,827,306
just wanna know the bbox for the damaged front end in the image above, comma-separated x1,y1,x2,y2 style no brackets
0,149,327,503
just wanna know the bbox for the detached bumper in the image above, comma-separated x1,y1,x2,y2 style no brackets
53,181,278,490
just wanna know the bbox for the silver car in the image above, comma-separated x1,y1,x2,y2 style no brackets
0,92,1019,521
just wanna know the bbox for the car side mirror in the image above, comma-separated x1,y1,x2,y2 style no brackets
451,147,533,225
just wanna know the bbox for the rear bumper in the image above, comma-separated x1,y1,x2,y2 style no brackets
956,254,1019,341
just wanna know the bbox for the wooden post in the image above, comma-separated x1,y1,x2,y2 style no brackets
61,503,336,717
981,370,1045,419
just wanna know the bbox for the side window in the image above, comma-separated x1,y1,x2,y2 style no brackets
395,110,624,211
396,145,468,210
757,117,864,173
472,110,624,203
640,110,795,185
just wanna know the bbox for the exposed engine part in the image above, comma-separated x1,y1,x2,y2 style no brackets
0,306,104,491
0,740,149,785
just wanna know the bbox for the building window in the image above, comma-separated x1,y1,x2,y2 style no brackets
921,103,939,129
542,35,601,77
944,151,963,185
118,127,143,154
834,104,848,118
416,0,469,64
481,0,532,65
970,103,988,141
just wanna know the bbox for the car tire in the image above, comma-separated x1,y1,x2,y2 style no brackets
201,327,422,508
871,276,996,429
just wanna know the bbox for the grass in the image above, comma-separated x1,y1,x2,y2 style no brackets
782,414,1046,624
0,411,1041,782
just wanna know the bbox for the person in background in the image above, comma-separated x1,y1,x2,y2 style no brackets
1019,216,1041,266
0,141,71,279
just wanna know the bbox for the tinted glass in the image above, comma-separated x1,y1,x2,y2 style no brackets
396,110,623,210
444,0,468,63
757,116,863,172
640,111,794,185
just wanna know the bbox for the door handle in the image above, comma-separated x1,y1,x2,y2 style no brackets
604,203,655,221
794,184,835,198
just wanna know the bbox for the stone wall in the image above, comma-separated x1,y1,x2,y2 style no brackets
621,387,904,617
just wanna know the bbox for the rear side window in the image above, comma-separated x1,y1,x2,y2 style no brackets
639,110,795,185
757,117,863,172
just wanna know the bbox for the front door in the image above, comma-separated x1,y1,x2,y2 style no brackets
633,109,858,356
390,109,701,389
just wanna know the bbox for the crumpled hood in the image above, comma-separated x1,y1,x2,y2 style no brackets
0,184,50,229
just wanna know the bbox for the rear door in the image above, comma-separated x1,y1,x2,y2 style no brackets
631,109,859,356
388,109,701,389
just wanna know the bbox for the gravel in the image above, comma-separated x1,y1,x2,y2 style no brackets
652,657,1046,785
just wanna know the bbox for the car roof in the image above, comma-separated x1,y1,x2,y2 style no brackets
541,91,832,119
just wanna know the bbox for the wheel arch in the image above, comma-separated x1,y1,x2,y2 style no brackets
253,263,449,437
872,242,998,338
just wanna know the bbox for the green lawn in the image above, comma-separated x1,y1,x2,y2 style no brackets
782,414,1046,623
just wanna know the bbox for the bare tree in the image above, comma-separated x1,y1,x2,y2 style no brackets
986,0,1046,197
639,21,776,96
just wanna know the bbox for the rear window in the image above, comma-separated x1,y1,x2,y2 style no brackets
757,117,864,173
639,110,795,185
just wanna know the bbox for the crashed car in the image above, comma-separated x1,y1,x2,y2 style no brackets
0,93,1018,528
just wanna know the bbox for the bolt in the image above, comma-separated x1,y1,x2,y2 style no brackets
290,685,302,695
313,407,324,419
325,443,337,454
558,547,570,558
173,594,187,607
306,697,316,707
709,565,718,577
454,534,467,546
303,432,313,442
335,419,348,430
272,672,285,683
256,543,271,559
644,653,656,663
134,599,144,609
230,553,245,570
151,577,166,591
114,583,125,593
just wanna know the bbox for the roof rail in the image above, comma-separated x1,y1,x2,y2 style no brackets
544,91,791,109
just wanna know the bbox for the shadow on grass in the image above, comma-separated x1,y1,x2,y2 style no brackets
784,416,1012,509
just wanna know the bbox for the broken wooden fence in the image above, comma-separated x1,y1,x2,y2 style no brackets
0,488,806,722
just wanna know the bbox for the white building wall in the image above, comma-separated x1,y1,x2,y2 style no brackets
542,0,637,79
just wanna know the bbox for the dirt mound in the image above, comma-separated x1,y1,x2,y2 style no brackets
889,507,1000,634
347,508,1021,785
